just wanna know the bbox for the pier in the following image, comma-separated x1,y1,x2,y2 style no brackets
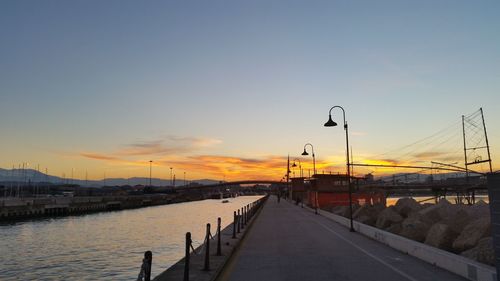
216,196,467,281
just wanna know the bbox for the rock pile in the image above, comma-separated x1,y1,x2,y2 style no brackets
332,198,494,266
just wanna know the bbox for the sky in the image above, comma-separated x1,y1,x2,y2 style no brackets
1,0,499,181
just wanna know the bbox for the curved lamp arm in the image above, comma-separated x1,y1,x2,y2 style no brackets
303,143,315,157
326,105,347,130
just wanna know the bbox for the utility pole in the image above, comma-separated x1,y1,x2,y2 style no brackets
462,115,469,182
480,108,493,173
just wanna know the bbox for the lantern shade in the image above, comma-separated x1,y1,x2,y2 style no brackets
324,115,337,127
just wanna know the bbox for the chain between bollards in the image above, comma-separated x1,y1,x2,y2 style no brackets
147,195,269,281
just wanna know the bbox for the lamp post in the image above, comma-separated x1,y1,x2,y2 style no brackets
149,160,153,187
292,158,303,178
324,105,354,232
292,158,303,205
170,167,173,186
301,143,316,175
301,143,318,214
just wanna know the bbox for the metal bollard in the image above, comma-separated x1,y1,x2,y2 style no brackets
184,232,191,281
203,223,211,271
217,217,222,256
145,251,152,281
237,209,241,233
244,205,248,224
243,206,246,225
138,250,152,281
232,211,237,238
241,207,245,229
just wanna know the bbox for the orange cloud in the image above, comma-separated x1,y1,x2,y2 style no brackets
80,153,121,161
80,143,465,180
78,150,296,180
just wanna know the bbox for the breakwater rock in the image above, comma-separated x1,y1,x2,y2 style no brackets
330,198,494,266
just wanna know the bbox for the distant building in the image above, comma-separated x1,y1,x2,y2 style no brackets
290,173,385,209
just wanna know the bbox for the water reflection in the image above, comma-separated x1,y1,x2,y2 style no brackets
0,196,263,281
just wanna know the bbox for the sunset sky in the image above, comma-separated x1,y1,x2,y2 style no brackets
1,1,499,181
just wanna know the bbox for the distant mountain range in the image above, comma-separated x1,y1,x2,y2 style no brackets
0,168,221,187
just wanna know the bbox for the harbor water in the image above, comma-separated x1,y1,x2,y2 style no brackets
0,195,263,280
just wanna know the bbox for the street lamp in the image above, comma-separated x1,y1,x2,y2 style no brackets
292,158,303,178
170,167,173,186
301,143,318,214
301,143,316,175
324,105,354,232
292,158,305,207
149,160,153,187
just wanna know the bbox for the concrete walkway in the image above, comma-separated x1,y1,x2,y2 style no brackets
217,197,467,281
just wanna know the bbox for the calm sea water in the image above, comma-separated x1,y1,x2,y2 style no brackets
0,195,263,281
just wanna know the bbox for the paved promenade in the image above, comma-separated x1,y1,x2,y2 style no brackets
217,197,467,281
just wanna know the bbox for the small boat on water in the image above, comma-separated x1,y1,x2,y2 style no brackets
222,199,230,203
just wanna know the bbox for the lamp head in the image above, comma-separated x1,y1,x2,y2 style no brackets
292,162,297,167
301,149,309,156
324,114,337,127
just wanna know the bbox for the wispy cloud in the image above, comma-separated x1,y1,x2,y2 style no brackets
118,136,222,156
80,153,121,161
80,152,150,166
81,135,223,160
